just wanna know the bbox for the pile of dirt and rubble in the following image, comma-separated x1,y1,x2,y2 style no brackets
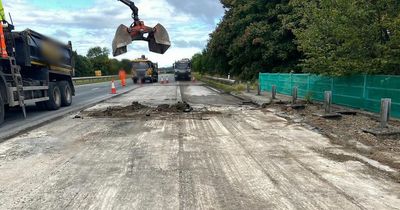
263,101,400,173
85,101,219,119
154,102,193,113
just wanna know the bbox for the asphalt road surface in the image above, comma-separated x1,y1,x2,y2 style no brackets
0,80,399,209
0,80,137,140
0,74,176,140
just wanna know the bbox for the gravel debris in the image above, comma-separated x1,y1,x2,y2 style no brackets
263,101,400,171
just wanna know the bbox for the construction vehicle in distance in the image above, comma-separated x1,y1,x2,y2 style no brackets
174,58,192,81
0,4,75,125
131,55,158,84
112,0,171,57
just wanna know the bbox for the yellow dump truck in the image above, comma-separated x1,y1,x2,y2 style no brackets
131,56,158,84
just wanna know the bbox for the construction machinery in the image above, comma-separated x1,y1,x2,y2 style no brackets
131,55,158,84
174,59,192,81
0,3,75,125
112,0,171,57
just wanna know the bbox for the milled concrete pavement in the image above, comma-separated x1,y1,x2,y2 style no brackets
0,82,399,209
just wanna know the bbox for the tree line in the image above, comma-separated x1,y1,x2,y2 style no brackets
192,0,400,80
73,47,132,77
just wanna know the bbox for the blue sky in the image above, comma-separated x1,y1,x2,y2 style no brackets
30,0,94,9
4,0,224,67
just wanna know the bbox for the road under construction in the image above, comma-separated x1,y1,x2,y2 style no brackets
0,79,399,209
0,1,399,209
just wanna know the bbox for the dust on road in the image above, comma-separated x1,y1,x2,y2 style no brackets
0,83,399,210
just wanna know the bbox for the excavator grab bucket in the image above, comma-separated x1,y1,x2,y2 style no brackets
112,24,132,57
148,23,171,54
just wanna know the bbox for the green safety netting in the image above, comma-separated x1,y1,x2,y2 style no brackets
259,73,400,118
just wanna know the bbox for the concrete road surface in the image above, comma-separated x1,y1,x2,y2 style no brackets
0,81,399,209
0,76,164,140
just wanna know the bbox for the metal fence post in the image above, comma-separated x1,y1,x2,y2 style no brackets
257,83,261,95
290,73,293,93
324,91,332,114
380,98,391,128
247,82,250,93
271,85,277,100
362,74,367,110
292,86,298,104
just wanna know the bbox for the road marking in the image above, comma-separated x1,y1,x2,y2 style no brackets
92,88,100,91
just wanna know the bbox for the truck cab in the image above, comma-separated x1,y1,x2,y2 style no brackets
174,59,191,81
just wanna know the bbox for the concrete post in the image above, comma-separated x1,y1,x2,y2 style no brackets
228,74,231,80
257,84,261,95
271,85,277,100
380,98,391,128
324,91,332,114
292,87,298,104
247,82,250,93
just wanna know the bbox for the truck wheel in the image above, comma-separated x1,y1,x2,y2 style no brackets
46,82,61,110
133,78,138,84
0,94,4,125
59,81,72,107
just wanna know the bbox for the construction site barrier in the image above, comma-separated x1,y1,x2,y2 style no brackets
259,73,400,118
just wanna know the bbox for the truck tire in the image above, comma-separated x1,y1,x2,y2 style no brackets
59,81,72,107
133,78,138,84
0,94,4,125
46,82,61,110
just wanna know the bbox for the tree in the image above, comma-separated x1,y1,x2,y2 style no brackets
87,47,110,59
194,0,400,78
87,47,111,75
73,47,133,77
73,51,93,77
193,0,302,80
290,0,400,76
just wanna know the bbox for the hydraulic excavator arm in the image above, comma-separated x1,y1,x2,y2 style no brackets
118,0,139,21
112,0,171,56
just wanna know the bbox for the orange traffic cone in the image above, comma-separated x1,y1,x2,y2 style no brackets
166,77,169,84
111,80,117,94
161,76,165,84
192,77,196,83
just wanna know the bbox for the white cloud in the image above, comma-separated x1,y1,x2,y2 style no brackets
4,0,223,67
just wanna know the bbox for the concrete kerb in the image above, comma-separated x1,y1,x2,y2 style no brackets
204,85,222,94
0,86,141,142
